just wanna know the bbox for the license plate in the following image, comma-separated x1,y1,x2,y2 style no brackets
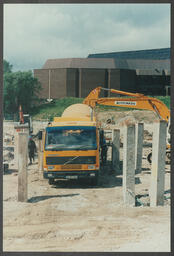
61,164,81,170
66,175,78,179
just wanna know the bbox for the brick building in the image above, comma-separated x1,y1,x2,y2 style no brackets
34,48,170,99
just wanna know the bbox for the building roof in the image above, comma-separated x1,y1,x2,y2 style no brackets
114,58,170,71
42,57,170,72
43,58,116,69
88,48,170,60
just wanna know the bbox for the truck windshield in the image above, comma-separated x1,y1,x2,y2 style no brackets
45,126,97,151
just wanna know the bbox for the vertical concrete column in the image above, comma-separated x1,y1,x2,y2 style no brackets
25,129,29,166
38,139,41,171
18,132,28,202
38,130,44,175
79,68,82,98
38,139,44,172
123,124,135,206
108,69,111,97
112,129,121,174
14,125,29,169
13,129,19,170
48,69,51,100
150,120,167,207
135,123,144,174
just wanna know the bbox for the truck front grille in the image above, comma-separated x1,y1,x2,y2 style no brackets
46,156,96,165
61,164,82,170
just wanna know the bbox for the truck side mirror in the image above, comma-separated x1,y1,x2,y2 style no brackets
38,130,43,140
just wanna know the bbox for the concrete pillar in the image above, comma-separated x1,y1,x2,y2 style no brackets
123,124,135,206
38,139,44,172
18,132,28,202
13,130,19,170
79,68,82,98
150,120,167,207
165,86,170,96
38,130,44,175
13,125,29,169
135,123,144,174
108,69,111,97
38,139,41,171
112,129,121,175
48,69,51,100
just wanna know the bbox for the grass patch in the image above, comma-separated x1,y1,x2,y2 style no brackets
31,95,170,120
32,97,83,120
154,96,170,109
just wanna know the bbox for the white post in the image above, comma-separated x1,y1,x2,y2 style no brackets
38,139,44,172
123,124,135,206
13,130,19,170
108,69,111,97
38,130,44,178
18,132,28,202
150,120,167,206
48,69,51,100
112,129,121,174
14,125,29,169
135,123,144,174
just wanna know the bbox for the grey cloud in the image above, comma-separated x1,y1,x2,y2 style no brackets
4,4,170,71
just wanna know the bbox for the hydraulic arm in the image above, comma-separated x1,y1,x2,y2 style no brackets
83,87,170,123
84,87,171,163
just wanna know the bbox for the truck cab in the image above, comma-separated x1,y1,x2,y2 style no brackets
42,104,100,185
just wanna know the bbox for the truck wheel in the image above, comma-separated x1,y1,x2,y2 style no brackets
90,174,99,186
90,178,97,186
147,152,152,164
48,178,55,185
166,151,171,161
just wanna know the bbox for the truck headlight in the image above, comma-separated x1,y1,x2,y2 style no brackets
48,166,55,170
88,165,95,170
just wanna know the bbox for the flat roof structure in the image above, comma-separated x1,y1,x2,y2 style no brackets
88,48,170,60
43,58,116,69
43,48,170,72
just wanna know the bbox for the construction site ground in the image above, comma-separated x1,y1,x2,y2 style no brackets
3,110,171,252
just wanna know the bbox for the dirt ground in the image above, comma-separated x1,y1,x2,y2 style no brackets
3,110,171,252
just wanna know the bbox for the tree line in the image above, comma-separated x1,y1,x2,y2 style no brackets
3,60,42,119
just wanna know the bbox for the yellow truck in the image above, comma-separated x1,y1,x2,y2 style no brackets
41,104,101,185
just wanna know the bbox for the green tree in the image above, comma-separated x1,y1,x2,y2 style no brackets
3,71,42,115
3,59,13,73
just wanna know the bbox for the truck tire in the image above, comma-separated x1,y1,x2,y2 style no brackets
48,178,55,185
166,151,171,162
90,173,99,186
147,151,171,164
147,152,152,164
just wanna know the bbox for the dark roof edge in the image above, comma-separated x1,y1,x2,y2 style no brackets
88,47,170,57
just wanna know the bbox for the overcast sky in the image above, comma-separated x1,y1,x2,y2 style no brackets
4,3,170,72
